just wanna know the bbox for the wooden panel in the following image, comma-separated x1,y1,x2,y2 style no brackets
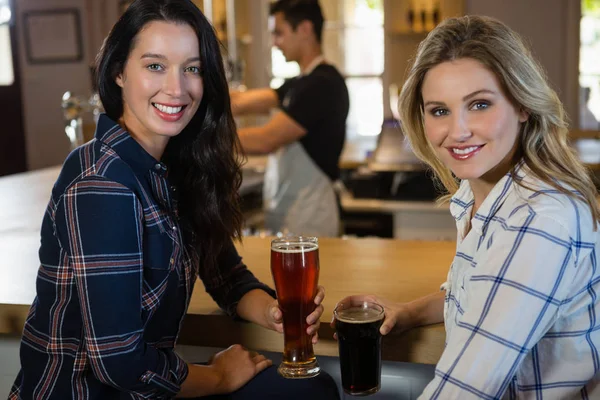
571,130,600,140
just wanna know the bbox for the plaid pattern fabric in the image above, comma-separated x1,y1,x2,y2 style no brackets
9,114,274,400
419,165,600,399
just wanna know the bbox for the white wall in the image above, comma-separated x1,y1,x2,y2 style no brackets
465,0,579,127
16,0,92,170
0,26,14,86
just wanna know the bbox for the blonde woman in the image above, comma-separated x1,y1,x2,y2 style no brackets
335,15,600,399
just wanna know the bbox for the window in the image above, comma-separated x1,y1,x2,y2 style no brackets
580,0,600,130
0,0,13,86
270,0,385,138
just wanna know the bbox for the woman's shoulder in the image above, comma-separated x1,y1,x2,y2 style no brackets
509,174,597,243
53,140,140,198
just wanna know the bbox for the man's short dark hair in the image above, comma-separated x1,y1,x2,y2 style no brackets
269,0,324,43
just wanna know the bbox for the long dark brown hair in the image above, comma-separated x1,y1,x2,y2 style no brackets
94,0,243,268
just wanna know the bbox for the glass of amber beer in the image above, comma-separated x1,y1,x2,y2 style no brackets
334,300,385,396
271,236,320,379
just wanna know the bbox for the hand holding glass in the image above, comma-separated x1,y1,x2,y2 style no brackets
270,236,320,378
334,300,385,396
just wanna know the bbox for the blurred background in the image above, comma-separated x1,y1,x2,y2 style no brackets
1,0,599,240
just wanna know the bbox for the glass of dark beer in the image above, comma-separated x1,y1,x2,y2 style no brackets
270,236,320,378
334,300,385,396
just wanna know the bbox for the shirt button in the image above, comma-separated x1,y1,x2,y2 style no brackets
172,226,177,231
154,163,162,171
170,258,175,264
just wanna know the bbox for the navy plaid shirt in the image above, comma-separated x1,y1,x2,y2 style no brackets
422,165,600,399
9,114,274,400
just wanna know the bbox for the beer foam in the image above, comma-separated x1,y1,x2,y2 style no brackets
335,306,384,324
272,242,319,253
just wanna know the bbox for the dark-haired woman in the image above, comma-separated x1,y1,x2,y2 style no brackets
9,1,338,399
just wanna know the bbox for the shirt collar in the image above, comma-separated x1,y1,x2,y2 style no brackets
94,113,167,176
299,55,325,76
449,180,475,222
450,161,525,234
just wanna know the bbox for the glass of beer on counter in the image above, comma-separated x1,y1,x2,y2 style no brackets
270,236,320,378
334,300,385,396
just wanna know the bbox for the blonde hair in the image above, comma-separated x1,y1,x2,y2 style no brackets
399,15,600,227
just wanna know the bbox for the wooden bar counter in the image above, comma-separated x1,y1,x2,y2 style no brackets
181,237,454,364
0,166,455,365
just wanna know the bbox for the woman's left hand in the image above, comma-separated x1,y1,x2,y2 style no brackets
266,285,325,344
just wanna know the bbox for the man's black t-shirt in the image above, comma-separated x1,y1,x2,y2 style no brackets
275,63,349,182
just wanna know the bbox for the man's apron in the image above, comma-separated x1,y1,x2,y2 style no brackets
263,141,339,237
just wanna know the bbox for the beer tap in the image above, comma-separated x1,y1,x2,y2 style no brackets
61,91,104,149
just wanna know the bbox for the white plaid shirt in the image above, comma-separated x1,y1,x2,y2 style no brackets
419,165,600,399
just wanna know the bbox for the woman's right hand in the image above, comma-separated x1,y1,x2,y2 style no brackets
330,294,414,337
209,344,272,393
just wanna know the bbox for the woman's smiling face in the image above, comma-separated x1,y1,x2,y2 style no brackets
116,20,204,157
421,57,528,185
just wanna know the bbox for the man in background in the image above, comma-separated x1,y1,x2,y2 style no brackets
231,0,349,237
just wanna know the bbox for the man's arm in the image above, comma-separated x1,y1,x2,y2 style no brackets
230,88,279,116
238,111,307,155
